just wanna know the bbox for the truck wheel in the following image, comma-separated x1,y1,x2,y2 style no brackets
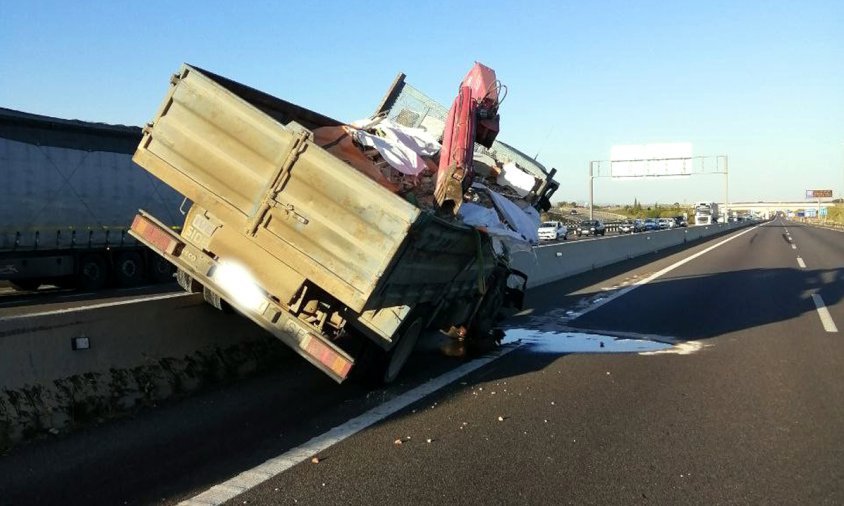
150,256,175,283
115,251,144,287
9,279,41,291
382,316,424,384
356,313,424,386
203,286,233,313
176,268,202,293
76,254,108,290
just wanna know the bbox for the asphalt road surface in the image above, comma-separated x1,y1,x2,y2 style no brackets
1,218,842,505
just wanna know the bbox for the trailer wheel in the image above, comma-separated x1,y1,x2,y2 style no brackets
115,251,144,287
150,256,175,283
9,279,41,291
76,254,108,290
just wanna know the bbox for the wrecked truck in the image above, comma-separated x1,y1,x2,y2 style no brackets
129,64,557,384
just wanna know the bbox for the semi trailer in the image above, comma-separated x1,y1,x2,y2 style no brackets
0,107,184,290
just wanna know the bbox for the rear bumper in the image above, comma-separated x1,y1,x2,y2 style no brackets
130,211,354,383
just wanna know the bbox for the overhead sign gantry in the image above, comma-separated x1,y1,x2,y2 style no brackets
587,143,729,220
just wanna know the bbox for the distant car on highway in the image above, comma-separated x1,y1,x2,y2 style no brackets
658,218,674,229
576,219,606,237
642,218,659,232
673,216,688,227
632,219,646,232
618,220,636,234
538,221,568,241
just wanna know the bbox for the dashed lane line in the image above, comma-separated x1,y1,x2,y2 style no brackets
797,257,806,269
811,294,839,333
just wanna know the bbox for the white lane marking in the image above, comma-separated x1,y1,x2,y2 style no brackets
570,225,760,321
0,292,192,322
811,294,838,333
180,343,523,506
797,257,806,269
791,244,797,250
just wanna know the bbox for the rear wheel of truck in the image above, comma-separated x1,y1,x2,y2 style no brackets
383,316,424,384
357,313,425,386
202,286,233,313
76,254,108,291
115,251,144,287
176,268,202,293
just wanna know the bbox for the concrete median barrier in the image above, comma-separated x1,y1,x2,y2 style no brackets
512,222,746,287
0,294,291,451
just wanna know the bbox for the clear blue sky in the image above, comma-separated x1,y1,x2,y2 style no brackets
2,0,842,205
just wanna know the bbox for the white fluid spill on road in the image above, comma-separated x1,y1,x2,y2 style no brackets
639,341,708,355
504,328,672,354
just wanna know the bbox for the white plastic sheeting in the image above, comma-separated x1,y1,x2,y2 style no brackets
349,118,441,176
458,183,540,252
459,203,525,242
376,119,440,157
479,184,540,244
496,161,537,198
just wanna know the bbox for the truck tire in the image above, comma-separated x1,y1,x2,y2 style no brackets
150,255,175,283
115,251,144,287
382,316,424,384
176,268,202,293
203,286,233,313
357,313,424,385
76,254,108,290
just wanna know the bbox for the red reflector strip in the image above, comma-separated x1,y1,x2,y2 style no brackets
302,335,352,379
131,215,183,255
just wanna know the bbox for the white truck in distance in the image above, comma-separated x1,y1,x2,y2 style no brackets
694,201,719,225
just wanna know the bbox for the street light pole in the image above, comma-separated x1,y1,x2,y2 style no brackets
589,160,595,220
724,155,729,221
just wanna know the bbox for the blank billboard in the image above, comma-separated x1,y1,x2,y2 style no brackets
610,143,693,178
